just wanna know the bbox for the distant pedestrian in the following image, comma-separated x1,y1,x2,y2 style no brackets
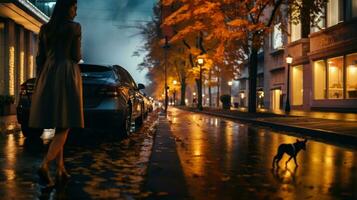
29,0,83,187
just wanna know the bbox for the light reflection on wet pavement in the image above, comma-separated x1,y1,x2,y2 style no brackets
0,114,157,199
168,108,357,200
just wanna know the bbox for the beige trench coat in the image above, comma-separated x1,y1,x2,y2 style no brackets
29,21,84,129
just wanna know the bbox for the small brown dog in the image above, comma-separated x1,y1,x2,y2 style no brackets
272,139,307,168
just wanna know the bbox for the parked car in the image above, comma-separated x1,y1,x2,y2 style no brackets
17,64,149,138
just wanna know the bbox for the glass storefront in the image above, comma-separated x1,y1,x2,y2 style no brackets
313,53,357,100
328,56,344,99
346,53,357,98
314,60,326,99
292,65,303,105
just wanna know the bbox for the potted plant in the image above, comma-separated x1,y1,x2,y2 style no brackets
0,95,15,116
220,94,231,110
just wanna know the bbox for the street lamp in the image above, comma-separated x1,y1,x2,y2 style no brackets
163,36,170,114
285,54,293,113
228,81,233,107
197,57,204,110
173,80,177,106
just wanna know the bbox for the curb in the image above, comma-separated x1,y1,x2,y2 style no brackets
180,108,357,147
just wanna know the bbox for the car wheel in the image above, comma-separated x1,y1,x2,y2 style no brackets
136,104,145,126
21,124,43,138
121,105,132,137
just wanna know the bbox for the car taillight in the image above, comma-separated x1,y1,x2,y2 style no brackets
98,85,119,96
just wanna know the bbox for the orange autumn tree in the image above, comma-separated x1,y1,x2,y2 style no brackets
162,0,245,110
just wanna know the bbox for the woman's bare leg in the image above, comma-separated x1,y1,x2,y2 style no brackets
41,128,69,169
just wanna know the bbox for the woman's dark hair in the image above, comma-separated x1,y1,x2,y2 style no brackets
46,0,77,35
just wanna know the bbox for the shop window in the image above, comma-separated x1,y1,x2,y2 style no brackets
313,60,326,100
328,57,344,99
271,89,282,111
292,65,303,105
272,23,283,49
327,0,343,27
346,53,357,98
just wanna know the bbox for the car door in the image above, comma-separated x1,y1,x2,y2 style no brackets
114,66,141,119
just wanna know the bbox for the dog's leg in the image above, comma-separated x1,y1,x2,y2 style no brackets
285,156,293,166
293,156,298,167
272,156,277,168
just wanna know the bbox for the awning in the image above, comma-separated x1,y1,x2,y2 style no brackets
0,0,49,33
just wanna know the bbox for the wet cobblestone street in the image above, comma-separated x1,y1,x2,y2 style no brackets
0,114,157,200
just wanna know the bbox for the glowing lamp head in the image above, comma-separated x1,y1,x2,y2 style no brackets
228,81,233,86
193,92,196,96
173,80,177,85
197,58,204,65
286,55,293,64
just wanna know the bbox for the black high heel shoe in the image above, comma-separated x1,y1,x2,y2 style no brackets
37,167,54,187
55,169,71,184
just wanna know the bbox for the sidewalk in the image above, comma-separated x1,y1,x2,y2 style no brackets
144,113,189,200
178,106,357,147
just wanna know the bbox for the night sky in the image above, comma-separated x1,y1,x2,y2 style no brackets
76,0,157,85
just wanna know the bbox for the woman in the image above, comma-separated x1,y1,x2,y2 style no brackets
29,0,84,186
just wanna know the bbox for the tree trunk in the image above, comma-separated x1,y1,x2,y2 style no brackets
301,0,311,38
216,76,220,108
248,48,258,113
180,78,186,106
196,78,203,110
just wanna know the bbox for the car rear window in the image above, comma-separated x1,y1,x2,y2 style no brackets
79,64,116,79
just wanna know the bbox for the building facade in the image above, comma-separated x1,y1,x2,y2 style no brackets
0,0,53,108
264,0,357,112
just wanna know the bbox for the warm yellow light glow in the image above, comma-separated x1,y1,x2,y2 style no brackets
173,80,177,85
197,58,204,65
193,92,196,96
20,52,25,84
349,65,356,74
9,47,15,96
185,99,188,103
228,81,233,86
240,93,245,98
29,55,34,78
330,66,337,73
286,55,293,64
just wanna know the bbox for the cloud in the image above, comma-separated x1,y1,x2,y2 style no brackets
76,0,155,84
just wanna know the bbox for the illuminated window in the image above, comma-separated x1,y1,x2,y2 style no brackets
271,89,282,111
328,57,344,99
292,65,303,105
327,0,343,27
346,53,357,98
272,23,283,49
313,60,326,100
311,10,326,33
291,21,301,42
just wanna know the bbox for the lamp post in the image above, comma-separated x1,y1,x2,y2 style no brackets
228,80,233,107
163,36,170,114
197,57,204,110
285,55,293,113
173,80,177,106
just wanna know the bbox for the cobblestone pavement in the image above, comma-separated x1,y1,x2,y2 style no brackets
0,113,158,200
